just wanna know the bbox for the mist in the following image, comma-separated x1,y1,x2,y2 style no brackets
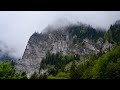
0,11,120,58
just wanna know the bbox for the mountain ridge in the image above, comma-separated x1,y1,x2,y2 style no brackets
15,21,116,78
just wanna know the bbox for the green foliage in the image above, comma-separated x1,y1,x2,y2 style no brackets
105,24,120,44
47,72,70,79
67,25,105,43
104,32,110,41
39,45,120,79
11,60,16,66
40,52,80,72
68,45,120,79
30,72,47,79
0,61,15,79
40,52,81,79
56,72,70,79
30,72,38,79
48,66,58,76
39,74,48,79
69,54,103,79
47,75,60,79
11,72,27,79
81,67,93,79
0,61,27,79
70,61,79,79
92,45,120,79
105,62,120,79
71,45,120,79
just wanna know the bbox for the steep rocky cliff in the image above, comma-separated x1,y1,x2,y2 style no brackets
15,24,112,78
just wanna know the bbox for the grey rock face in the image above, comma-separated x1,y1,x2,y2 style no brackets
15,28,112,78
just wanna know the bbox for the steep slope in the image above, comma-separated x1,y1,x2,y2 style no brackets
92,45,120,79
15,23,111,78
104,20,120,44
66,44,120,79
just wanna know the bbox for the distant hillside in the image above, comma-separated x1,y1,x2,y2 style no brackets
0,42,15,62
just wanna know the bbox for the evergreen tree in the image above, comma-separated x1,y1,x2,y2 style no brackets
30,72,39,79
70,61,78,79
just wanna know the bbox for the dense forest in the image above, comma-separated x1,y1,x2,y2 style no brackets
0,61,27,79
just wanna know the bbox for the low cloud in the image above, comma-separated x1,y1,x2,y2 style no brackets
0,11,120,58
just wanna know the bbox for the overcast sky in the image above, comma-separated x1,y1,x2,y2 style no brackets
0,11,120,58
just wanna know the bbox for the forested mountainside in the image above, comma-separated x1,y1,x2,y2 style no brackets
104,20,120,44
15,22,113,78
0,20,120,79
39,44,120,79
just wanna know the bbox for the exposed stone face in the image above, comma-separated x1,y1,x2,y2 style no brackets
15,27,112,78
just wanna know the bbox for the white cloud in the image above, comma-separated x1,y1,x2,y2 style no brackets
0,11,120,58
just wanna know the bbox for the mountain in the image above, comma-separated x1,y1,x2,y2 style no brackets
0,41,15,62
104,20,120,44
15,23,113,78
